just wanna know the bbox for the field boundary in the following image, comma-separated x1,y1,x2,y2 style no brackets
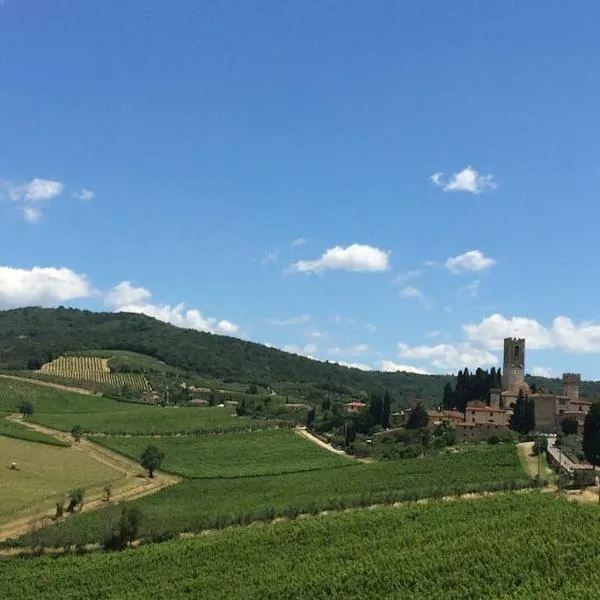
0,373,99,396
0,416,181,543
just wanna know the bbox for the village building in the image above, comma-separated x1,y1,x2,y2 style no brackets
345,401,366,414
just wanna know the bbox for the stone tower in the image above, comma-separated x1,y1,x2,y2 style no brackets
563,373,581,401
502,338,525,392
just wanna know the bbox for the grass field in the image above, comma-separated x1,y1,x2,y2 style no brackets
92,430,352,478
0,378,253,434
40,356,150,391
4,494,600,599
9,442,530,547
0,436,122,524
0,417,69,447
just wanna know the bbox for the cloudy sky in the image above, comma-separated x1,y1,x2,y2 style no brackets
2,1,600,378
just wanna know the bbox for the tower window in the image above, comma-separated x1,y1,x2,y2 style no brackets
514,346,520,358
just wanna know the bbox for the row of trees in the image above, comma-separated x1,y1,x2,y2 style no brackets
442,367,502,413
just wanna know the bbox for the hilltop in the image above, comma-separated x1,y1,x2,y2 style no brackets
0,307,599,405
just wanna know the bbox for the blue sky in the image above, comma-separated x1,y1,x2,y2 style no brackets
2,1,600,378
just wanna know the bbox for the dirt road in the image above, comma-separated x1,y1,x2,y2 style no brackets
0,416,181,543
0,373,99,396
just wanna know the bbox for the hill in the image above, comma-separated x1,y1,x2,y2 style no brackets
0,307,599,405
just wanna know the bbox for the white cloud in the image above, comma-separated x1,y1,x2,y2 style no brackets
531,367,552,378
379,360,429,375
1,177,65,222
289,243,390,274
22,206,42,224
431,166,497,194
398,342,498,371
105,281,152,307
0,265,92,309
333,360,372,371
106,281,239,336
552,316,600,353
291,237,307,246
261,252,278,265
282,343,317,359
400,286,433,309
459,279,480,298
73,188,94,202
425,330,441,338
445,250,496,274
462,313,554,351
268,314,311,327
327,344,370,357
394,269,421,285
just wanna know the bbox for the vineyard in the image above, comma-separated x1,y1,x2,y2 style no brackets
9,442,531,548
4,494,600,599
40,356,150,391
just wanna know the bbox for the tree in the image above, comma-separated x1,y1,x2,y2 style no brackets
561,416,579,436
140,444,165,478
306,406,316,428
433,419,457,447
509,390,535,435
66,488,84,513
532,436,548,456
103,505,142,551
18,400,35,418
382,390,392,429
71,425,83,443
583,402,600,466
406,403,429,430
344,421,356,446
442,382,455,410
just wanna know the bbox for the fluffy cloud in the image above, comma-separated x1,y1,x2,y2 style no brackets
282,343,317,359
431,166,497,194
531,367,552,377
0,265,92,309
445,250,496,273
73,188,94,202
268,314,311,327
552,316,600,353
379,360,429,375
327,344,370,357
1,177,65,222
105,281,239,336
289,243,390,273
398,342,498,371
462,313,554,350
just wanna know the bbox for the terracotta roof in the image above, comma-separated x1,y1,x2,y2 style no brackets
468,406,505,413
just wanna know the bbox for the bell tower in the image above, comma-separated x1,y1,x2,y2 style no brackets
502,338,525,392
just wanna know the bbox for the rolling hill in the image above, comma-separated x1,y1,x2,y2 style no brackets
0,306,598,404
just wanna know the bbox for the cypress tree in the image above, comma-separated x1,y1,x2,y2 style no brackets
583,402,600,466
442,382,455,410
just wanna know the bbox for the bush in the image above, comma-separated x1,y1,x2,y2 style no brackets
487,435,501,445
532,436,548,456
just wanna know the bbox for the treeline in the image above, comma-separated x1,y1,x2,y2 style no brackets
442,367,502,412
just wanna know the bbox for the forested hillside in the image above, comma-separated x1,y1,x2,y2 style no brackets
0,307,453,404
1,307,598,404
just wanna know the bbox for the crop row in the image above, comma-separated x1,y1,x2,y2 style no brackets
8,443,530,548
6,493,593,599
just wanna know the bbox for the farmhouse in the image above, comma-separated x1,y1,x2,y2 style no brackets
345,401,366,414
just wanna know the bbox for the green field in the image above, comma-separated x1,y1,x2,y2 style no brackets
0,378,258,434
0,417,68,447
10,442,530,547
0,436,122,524
4,494,600,599
92,430,352,478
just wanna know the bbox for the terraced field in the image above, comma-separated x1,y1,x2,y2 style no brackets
40,356,149,391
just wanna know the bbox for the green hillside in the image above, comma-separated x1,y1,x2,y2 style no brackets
0,307,598,405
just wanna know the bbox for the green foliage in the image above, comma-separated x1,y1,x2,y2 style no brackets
432,419,457,447
70,424,83,443
103,505,143,550
10,494,598,600
18,400,35,418
93,430,351,479
509,391,535,434
561,416,579,436
140,445,165,478
8,443,528,549
0,418,68,447
447,367,502,412
67,488,85,513
406,402,428,430
583,402,600,466
532,436,548,456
